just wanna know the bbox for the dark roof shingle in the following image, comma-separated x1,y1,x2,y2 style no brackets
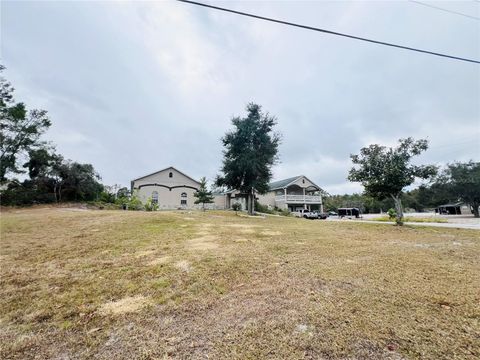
268,176,302,190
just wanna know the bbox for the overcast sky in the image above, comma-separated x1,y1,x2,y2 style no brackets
2,0,479,194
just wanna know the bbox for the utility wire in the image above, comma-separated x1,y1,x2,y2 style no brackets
177,0,480,64
409,0,480,21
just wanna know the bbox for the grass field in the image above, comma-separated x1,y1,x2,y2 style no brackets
369,216,448,223
1,207,479,359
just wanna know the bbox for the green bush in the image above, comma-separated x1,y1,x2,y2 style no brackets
119,191,143,211
387,208,397,220
99,191,116,203
278,208,291,216
232,203,242,212
254,201,274,214
144,197,159,211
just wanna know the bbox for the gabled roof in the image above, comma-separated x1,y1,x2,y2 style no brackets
268,175,321,191
132,166,201,185
268,176,301,190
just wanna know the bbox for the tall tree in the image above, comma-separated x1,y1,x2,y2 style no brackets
348,138,436,225
0,66,51,182
433,161,480,217
216,103,280,215
23,146,61,180
57,161,103,202
194,177,214,211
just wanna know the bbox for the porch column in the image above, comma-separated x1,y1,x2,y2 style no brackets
303,188,307,209
284,188,288,210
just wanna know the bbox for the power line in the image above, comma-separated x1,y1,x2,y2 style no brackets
409,0,480,21
177,0,480,64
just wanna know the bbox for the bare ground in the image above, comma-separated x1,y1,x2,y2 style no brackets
0,207,479,359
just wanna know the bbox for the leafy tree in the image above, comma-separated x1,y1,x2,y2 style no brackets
56,161,103,202
216,103,280,215
348,138,436,225
433,161,480,217
23,146,61,180
194,177,214,211
0,66,51,182
117,187,130,199
323,193,393,214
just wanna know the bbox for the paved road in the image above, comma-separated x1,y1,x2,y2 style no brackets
327,218,480,230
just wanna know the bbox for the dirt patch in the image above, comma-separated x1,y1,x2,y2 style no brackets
134,249,156,258
175,260,192,272
261,230,282,236
224,224,260,229
98,295,151,315
147,256,171,266
187,235,219,250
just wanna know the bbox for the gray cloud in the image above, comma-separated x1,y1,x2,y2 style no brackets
2,0,479,194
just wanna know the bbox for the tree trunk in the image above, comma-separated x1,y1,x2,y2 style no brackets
247,189,254,215
472,202,479,218
391,194,404,226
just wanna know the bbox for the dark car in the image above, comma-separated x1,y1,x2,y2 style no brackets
313,210,328,219
338,207,361,218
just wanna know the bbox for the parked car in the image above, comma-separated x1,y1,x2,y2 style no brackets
293,209,318,219
328,211,337,217
313,210,328,219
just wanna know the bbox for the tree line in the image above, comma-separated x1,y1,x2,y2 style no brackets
1,66,478,222
0,66,104,205
325,162,480,218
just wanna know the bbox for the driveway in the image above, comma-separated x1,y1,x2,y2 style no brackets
327,218,480,230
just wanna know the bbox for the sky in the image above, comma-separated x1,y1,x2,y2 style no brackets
2,0,479,194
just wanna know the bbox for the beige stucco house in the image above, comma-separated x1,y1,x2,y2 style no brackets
131,168,323,212
218,175,324,212
131,167,201,209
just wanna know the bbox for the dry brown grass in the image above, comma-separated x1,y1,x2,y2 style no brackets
0,207,479,359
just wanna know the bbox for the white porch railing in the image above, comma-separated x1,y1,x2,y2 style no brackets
275,195,322,203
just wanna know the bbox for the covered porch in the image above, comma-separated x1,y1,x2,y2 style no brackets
272,180,323,212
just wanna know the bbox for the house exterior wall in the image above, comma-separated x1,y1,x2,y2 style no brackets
257,191,276,208
289,176,316,189
213,194,227,209
136,186,197,209
132,167,200,209
133,168,199,189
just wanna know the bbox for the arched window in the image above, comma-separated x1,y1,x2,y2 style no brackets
169,172,173,178
152,191,158,205
181,192,187,206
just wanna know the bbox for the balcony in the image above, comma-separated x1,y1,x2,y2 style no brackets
275,195,322,203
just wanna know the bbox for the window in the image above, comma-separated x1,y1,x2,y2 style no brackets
181,192,187,206
302,179,305,184
169,172,173,178
152,191,158,205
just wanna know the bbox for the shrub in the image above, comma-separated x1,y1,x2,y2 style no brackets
232,203,242,212
144,197,158,211
122,191,143,211
278,208,291,216
254,201,274,214
99,191,116,203
387,208,397,220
